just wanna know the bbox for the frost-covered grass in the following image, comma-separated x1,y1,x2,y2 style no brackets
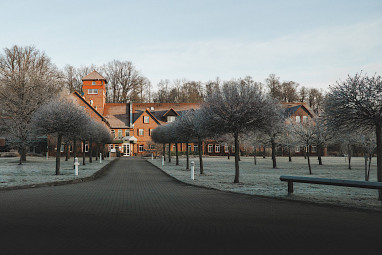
0,156,115,188
149,155,382,211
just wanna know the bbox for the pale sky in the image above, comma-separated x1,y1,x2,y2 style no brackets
1,0,381,90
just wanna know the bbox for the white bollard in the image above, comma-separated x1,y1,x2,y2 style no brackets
151,153,154,160
162,156,164,166
74,157,79,176
99,153,102,163
191,161,194,180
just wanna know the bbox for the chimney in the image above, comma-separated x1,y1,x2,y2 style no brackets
129,103,133,128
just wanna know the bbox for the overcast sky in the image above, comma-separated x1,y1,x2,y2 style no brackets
1,0,381,90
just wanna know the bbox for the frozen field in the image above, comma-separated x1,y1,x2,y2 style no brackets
0,156,115,188
149,155,382,211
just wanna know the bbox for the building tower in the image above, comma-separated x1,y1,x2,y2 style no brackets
82,70,107,115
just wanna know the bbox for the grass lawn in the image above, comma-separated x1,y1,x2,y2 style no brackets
0,156,115,188
149,155,382,211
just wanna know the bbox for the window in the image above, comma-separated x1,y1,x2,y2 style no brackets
295,146,300,153
60,145,64,152
85,143,89,152
144,116,150,123
303,116,308,123
92,81,96,85
149,129,152,136
188,144,191,151
296,116,301,123
118,129,123,138
311,146,317,153
194,145,198,152
111,129,115,137
225,145,229,153
125,130,130,136
139,145,144,152
167,116,176,122
139,129,144,136
173,144,176,151
88,89,98,94
215,144,220,153
109,144,114,149
150,144,155,149
208,144,213,153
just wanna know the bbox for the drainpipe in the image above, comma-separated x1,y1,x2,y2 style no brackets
129,102,133,128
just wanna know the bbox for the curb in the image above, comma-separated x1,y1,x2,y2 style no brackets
146,159,382,214
0,158,120,192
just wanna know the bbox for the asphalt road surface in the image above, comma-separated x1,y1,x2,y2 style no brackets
0,158,381,255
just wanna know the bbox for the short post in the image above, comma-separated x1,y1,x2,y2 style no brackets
109,151,111,160
191,161,194,180
74,157,79,176
99,153,102,163
151,153,154,160
162,156,164,166
46,151,48,160
288,181,293,194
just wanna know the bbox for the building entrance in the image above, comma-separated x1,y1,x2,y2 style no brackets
123,144,130,156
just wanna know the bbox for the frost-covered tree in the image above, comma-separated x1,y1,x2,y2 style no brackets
325,73,382,199
0,45,62,164
291,118,316,174
32,95,90,175
204,80,280,183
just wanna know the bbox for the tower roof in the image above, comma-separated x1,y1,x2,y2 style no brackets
82,70,107,83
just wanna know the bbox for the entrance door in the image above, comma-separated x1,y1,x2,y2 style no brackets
123,144,130,156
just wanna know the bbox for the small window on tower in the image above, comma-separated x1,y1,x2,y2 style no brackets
92,81,96,85
88,89,98,95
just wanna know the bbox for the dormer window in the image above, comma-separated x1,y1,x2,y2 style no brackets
144,116,149,123
296,116,301,123
167,116,176,122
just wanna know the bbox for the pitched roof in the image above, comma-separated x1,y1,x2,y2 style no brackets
82,70,107,83
103,103,130,128
72,91,108,124
281,102,314,117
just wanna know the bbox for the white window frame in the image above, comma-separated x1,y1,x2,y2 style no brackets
188,144,191,151
118,129,123,138
296,116,301,123
144,116,150,123
167,116,176,123
215,144,220,153
85,143,89,152
60,145,64,152
111,129,115,137
303,116,308,123
173,144,176,151
88,89,98,95
208,144,213,153
92,81,96,85
295,146,300,153
139,144,144,152
311,146,317,153
194,145,198,152
225,145,229,153
139,129,144,136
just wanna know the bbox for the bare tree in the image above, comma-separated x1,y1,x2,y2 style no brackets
0,45,62,164
325,72,382,200
32,95,90,175
204,80,281,183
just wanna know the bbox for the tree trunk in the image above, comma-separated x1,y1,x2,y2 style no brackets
175,143,179,165
163,144,166,161
65,144,69,161
186,142,189,170
82,140,86,166
89,139,93,163
234,130,240,183
368,154,372,181
375,124,382,200
198,139,204,174
253,146,257,165
318,145,323,165
271,138,277,169
168,143,171,163
307,150,312,175
228,146,231,160
365,155,369,181
288,146,292,162
56,134,62,175
262,146,266,158
95,143,99,161
19,145,27,164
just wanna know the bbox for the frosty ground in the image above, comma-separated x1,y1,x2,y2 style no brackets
0,156,115,188
149,155,382,211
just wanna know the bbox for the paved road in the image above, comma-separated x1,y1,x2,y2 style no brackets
0,158,381,255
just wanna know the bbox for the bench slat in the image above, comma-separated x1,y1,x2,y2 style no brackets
280,175,382,190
